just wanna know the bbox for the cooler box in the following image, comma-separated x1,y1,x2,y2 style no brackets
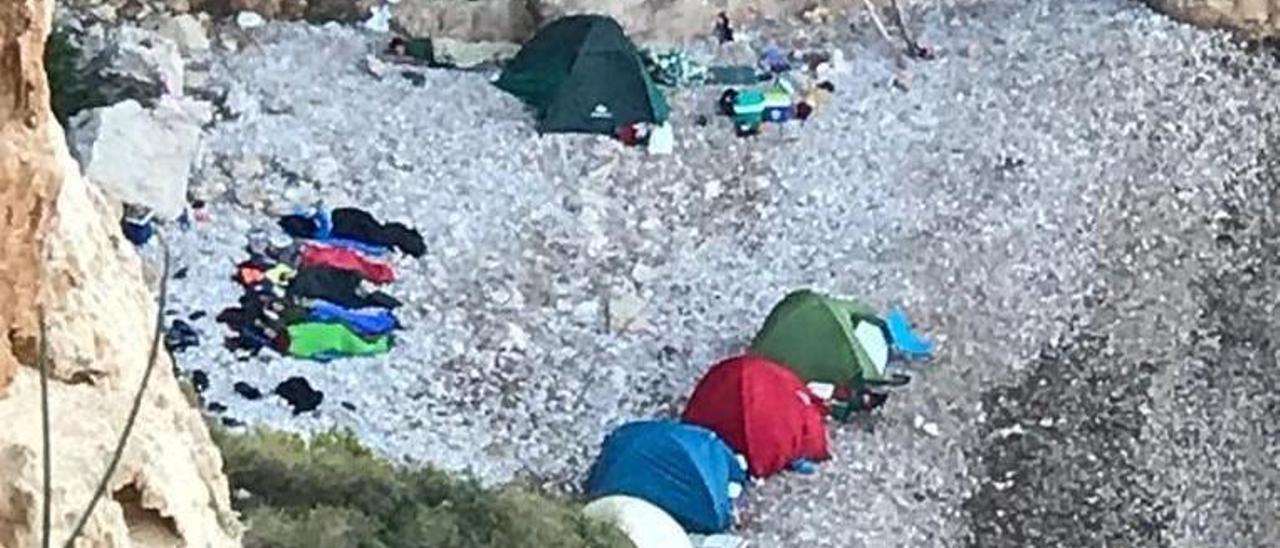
762,87,793,123
732,89,766,127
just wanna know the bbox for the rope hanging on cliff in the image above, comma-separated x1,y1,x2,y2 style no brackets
39,311,52,548
55,231,171,547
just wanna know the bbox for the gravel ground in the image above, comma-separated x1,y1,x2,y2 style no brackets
157,1,1280,545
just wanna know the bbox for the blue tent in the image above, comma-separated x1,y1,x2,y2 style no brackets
585,421,746,533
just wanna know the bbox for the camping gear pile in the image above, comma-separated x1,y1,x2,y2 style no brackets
719,78,834,136
386,36,435,65
706,65,767,86
583,289,935,547
757,46,792,75
495,14,850,148
642,48,709,88
710,44,841,136
215,206,424,362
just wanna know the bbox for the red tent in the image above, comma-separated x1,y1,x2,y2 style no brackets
682,354,831,478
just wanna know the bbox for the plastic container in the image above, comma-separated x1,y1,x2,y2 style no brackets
732,89,765,127
762,87,793,123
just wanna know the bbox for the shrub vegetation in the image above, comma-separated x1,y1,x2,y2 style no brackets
213,428,634,548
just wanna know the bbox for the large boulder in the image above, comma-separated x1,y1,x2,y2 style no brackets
389,0,873,44
144,13,211,55
391,0,537,43
432,37,521,68
1148,0,1280,36
191,0,308,19
191,0,377,22
68,97,212,220
531,0,719,42
64,0,890,42
60,0,916,42
303,0,379,22
0,0,240,545
94,25,184,100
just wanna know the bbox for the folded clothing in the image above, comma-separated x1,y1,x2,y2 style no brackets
235,258,296,289
320,237,390,257
279,208,333,239
308,299,398,336
287,322,391,361
288,266,402,309
280,207,424,257
275,376,324,414
331,207,426,257
301,243,396,284
217,311,288,355
236,262,266,287
165,319,199,353
264,263,296,286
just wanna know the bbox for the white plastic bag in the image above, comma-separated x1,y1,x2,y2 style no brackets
648,123,674,155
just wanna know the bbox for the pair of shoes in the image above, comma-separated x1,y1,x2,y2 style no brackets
165,320,200,353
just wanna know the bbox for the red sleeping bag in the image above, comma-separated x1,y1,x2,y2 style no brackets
682,354,831,478
300,243,396,284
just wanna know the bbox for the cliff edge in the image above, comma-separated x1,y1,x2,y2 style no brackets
0,0,240,545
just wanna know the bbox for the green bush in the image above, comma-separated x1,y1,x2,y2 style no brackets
45,27,107,125
213,428,633,548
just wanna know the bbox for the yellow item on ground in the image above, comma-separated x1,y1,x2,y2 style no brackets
265,263,296,286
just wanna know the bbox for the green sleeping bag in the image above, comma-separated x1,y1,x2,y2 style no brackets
288,322,391,361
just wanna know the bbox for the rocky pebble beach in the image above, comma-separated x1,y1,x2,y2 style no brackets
118,0,1280,545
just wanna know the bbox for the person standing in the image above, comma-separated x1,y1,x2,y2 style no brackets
714,12,735,44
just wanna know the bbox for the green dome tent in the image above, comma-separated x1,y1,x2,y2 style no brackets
750,289,909,389
494,15,669,134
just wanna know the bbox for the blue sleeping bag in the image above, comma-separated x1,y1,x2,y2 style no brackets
307,300,399,336
585,421,746,533
318,237,390,258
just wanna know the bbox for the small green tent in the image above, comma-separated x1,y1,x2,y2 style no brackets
750,289,907,389
495,15,669,134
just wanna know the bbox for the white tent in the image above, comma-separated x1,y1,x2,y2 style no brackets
583,495,694,548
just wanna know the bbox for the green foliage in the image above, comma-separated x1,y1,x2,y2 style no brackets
44,27,107,125
213,428,634,548
237,505,382,548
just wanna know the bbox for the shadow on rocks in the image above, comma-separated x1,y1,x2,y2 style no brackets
963,131,1280,547
961,328,1175,548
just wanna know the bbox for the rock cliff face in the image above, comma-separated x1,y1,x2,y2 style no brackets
1149,0,1280,36
0,0,240,545
53,0,1280,40
392,0,871,43
64,0,875,43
